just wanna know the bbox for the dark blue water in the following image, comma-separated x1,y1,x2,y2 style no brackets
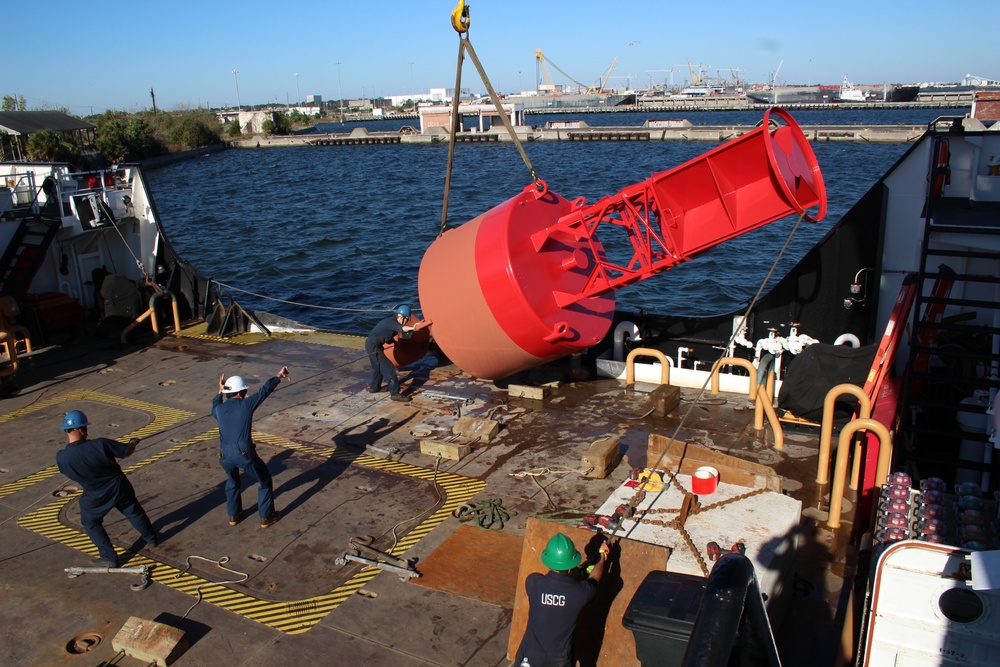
147,109,947,333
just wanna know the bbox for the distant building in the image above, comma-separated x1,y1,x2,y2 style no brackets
348,99,373,111
305,95,323,104
964,74,1000,88
418,103,524,135
385,88,474,108
215,110,281,135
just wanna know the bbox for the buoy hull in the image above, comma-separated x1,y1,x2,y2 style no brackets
418,185,615,380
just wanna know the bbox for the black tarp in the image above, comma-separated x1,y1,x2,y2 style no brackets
777,343,878,422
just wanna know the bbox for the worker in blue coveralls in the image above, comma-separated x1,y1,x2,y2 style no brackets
365,305,416,402
56,410,158,567
514,533,610,667
212,366,289,529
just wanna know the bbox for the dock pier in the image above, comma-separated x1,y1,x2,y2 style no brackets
233,119,928,149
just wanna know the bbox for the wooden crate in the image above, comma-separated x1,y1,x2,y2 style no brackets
112,616,187,667
508,384,549,400
648,384,681,417
419,438,470,461
453,416,500,441
581,435,622,479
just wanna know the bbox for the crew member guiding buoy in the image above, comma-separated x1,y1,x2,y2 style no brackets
417,109,826,380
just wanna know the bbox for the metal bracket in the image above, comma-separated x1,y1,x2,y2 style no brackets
334,537,420,581
335,553,421,581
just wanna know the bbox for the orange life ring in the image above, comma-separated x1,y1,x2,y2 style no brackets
931,139,951,198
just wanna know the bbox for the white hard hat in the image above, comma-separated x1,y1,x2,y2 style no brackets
223,376,248,393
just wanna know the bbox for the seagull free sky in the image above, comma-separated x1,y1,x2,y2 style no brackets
6,0,995,115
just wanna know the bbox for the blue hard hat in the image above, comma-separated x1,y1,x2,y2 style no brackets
62,410,90,430
395,305,411,318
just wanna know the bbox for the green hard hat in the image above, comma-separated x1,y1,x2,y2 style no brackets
541,533,582,571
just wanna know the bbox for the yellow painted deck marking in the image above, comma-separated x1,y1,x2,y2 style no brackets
0,389,194,500
16,426,486,633
173,322,364,349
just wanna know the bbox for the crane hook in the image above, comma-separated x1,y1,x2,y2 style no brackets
451,0,470,34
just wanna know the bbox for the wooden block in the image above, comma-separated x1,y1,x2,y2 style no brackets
647,434,782,492
453,416,500,441
112,616,187,667
420,438,470,461
648,384,681,417
508,518,675,666
508,384,548,400
581,435,621,479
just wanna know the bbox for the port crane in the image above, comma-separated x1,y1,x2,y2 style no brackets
646,68,677,88
769,60,784,87
535,49,588,93
535,50,617,94
592,57,618,93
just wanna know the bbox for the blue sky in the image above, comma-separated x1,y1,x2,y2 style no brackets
6,0,995,114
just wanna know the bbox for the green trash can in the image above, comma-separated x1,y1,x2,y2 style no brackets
622,570,708,667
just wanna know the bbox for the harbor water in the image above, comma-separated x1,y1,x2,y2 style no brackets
148,108,949,333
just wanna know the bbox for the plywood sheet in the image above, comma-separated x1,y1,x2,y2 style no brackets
648,435,782,492
507,518,675,666
410,525,522,607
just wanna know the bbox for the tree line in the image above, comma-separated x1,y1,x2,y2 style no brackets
2,96,311,166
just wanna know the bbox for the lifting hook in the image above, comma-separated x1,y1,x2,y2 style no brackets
450,0,470,33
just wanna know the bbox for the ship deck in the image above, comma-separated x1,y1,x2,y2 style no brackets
0,326,857,666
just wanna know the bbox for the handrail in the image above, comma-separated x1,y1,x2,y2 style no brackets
816,384,871,485
828,417,893,528
149,291,181,337
625,347,670,385
0,329,19,378
681,553,782,667
710,357,784,449
120,290,182,344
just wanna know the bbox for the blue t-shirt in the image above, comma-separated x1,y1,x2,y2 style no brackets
212,376,280,464
56,437,130,509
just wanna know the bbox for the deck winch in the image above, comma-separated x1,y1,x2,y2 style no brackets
417,109,825,380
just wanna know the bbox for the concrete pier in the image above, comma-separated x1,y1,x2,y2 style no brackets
230,119,927,149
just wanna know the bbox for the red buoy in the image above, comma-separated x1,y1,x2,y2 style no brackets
419,109,825,380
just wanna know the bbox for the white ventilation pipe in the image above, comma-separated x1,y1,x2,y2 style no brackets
833,333,861,348
613,321,641,361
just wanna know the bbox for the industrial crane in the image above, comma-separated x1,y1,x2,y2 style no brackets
687,61,702,86
590,57,618,94
535,49,589,93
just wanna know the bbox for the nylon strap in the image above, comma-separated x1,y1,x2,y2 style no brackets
440,9,538,237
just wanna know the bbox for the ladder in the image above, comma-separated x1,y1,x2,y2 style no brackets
897,134,1000,487
0,218,61,299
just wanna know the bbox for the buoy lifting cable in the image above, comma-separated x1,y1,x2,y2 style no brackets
440,2,538,237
